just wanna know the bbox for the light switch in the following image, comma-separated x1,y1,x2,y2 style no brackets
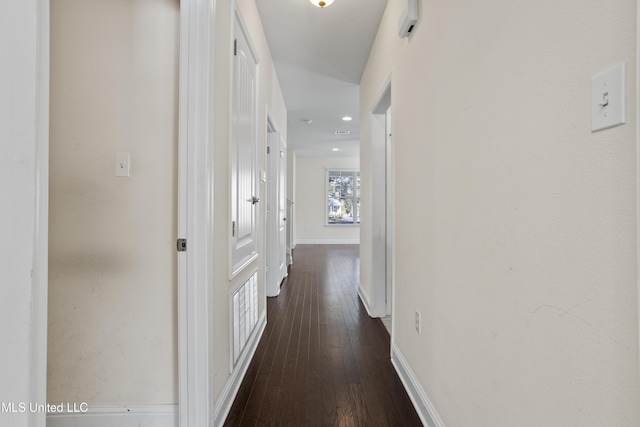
115,152,131,177
591,63,626,132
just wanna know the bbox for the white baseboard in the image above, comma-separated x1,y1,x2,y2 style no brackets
46,404,178,427
357,285,374,317
213,310,267,426
295,239,360,245
391,344,445,427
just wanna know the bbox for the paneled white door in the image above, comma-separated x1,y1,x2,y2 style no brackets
277,138,287,282
266,130,280,296
230,13,259,277
266,131,287,296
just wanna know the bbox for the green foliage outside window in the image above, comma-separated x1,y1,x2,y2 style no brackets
327,170,360,225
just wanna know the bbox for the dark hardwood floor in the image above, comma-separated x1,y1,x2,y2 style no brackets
224,244,423,427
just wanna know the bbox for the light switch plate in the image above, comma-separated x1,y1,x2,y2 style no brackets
591,63,627,132
115,152,131,177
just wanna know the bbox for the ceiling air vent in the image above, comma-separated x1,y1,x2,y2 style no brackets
334,130,351,135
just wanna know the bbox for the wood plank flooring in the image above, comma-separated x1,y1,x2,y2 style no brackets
224,244,422,426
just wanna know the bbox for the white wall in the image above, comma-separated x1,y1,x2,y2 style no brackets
0,1,48,426
48,0,179,405
295,156,360,244
360,0,640,425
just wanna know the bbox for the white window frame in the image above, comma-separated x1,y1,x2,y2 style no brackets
326,168,360,226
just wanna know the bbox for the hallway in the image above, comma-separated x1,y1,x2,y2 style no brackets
225,245,421,426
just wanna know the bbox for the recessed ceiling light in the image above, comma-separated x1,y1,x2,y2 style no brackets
334,130,350,135
342,116,352,121
332,148,340,151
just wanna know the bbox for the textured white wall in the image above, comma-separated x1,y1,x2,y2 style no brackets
48,0,180,404
360,0,640,425
295,156,360,243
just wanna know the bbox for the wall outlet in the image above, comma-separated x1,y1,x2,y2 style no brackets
415,309,421,334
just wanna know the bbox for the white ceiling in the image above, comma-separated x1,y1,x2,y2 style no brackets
255,0,388,157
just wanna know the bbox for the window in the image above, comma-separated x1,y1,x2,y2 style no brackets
327,169,360,225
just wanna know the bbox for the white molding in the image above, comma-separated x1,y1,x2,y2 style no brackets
636,0,640,376
32,1,50,426
391,344,445,427
295,239,360,245
357,285,375,317
178,0,217,426
214,311,266,426
46,405,178,427
230,253,260,279
357,283,386,318
265,134,280,297
637,0,640,373
370,77,393,321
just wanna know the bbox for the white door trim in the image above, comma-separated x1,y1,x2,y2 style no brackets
32,1,50,426
385,106,395,320
636,0,640,374
277,137,288,285
177,0,217,426
266,114,281,297
368,77,393,319
31,2,215,426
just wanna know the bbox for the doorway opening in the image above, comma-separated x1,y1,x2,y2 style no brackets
266,115,287,297
370,81,394,336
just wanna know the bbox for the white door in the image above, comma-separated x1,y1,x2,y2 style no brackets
230,14,259,277
278,138,287,282
266,130,280,296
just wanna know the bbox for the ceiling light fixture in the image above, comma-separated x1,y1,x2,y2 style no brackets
342,116,352,121
332,148,340,151
310,0,334,8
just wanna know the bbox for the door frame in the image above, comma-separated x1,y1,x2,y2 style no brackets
384,106,394,317
31,1,50,425
370,77,394,323
30,1,217,426
277,137,288,284
177,0,217,425
636,0,640,372
265,113,281,297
